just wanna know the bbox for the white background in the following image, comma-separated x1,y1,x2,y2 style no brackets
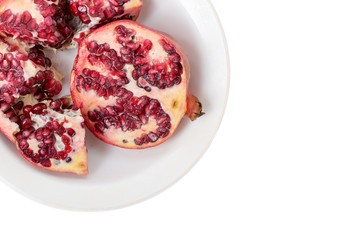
1,0,360,239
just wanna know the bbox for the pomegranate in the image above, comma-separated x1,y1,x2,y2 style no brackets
70,20,204,149
0,36,63,142
0,0,73,49
13,96,88,175
69,0,143,45
0,37,88,175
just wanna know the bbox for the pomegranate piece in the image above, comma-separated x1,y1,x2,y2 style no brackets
70,20,204,149
69,0,143,45
0,36,63,142
13,96,88,175
0,0,73,49
0,37,87,175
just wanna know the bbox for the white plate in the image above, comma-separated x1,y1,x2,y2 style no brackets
0,0,229,211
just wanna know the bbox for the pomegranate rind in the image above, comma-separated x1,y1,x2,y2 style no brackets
15,96,88,176
71,20,190,149
0,110,19,143
124,0,143,21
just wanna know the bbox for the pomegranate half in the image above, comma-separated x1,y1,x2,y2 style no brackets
70,20,203,149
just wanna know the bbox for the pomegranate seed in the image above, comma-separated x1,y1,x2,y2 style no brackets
49,99,62,110
23,105,32,117
67,128,76,137
21,11,32,24
27,19,38,30
87,111,98,122
21,118,32,129
32,154,40,163
44,17,53,26
13,101,24,110
23,148,33,157
32,103,47,114
48,146,57,158
44,135,55,145
61,135,71,145
45,122,53,130
87,41,98,53
65,145,72,154
52,121,60,130
19,139,29,150
58,151,67,160
157,128,170,138
40,159,51,168
1,9,12,22
42,128,51,137
148,132,159,143
9,115,20,123
159,39,175,53
15,132,23,140
57,125,66,135
134,137,143,146
35,129,43,140
39,148,47,157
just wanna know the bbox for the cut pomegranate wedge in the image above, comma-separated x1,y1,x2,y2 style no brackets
0,37,87,175
0,36,63,142
69,0,143,45
14,96,88,175
0,0,73,49
70,20,204,149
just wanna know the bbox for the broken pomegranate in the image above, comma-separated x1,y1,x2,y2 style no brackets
13,96,88,175
0,36,63,142
0,37,87,175
70,20,204,149
69,0,143,45
0,0,73,49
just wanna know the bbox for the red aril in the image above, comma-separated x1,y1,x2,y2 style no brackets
70,20,204,149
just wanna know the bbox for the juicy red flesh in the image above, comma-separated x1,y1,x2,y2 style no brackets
0,0,73,48
69,0,130,24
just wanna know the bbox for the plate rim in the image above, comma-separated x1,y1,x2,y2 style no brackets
0,0,231,211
